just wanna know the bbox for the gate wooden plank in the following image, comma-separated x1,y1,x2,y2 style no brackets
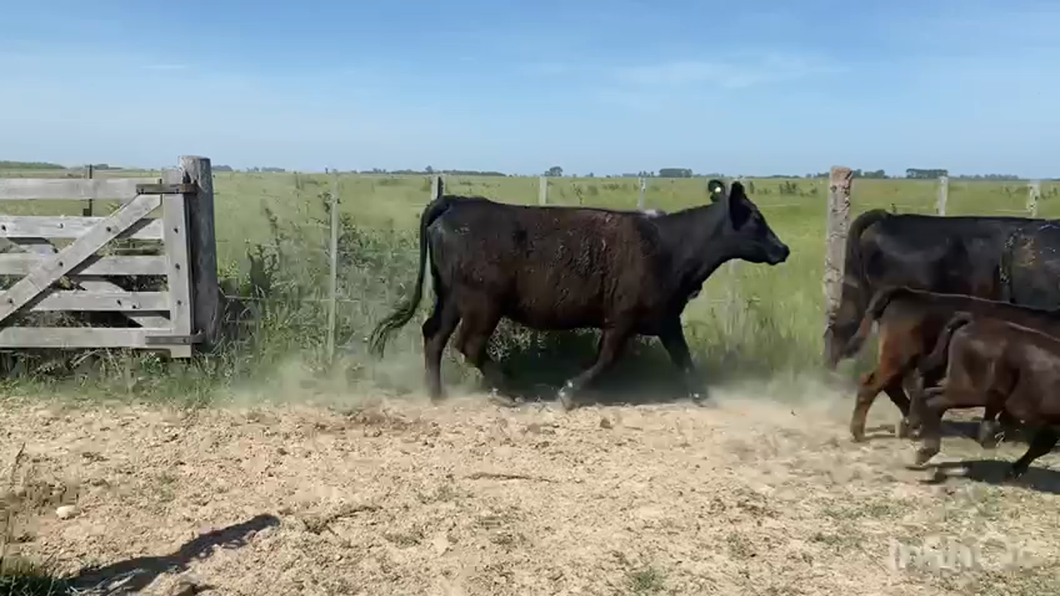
0,193,161,325
28,290,169,311
162,169,193,357
0,255,168,276
74,278,171,328
0,327,173,348
7,240,169,329
0,215,163,240
0,178,155,200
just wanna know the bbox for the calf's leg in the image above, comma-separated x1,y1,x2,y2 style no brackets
658,320,705,404
914,387,948,466
850,327,913,442
1006,427,1059,480
557,325,633,411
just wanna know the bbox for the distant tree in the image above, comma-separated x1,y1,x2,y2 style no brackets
658,168,693,178
0,160,64,170
214,164,234,172
906,168,948,179
587,172,594,178
425,165,434,174
545,166,563,177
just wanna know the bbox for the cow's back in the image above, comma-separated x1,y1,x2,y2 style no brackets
862,215,1022,296
427,200,660,328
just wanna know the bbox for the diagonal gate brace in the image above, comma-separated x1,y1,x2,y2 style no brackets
0,193,162,326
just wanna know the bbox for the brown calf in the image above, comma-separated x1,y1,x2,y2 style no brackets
839,286,1060,442
913,314,1060,479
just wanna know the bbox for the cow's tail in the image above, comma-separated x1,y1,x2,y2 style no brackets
368,176,449,358
919,312,973,377
824,208,892,366
841,208,892,308
839,285,902,360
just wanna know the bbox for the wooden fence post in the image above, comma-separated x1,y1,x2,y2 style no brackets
1029,180,1041,217
180,156,220,351
326,171,340,363
82,164,94,217
538,176,548,205
824,166,853,331
637,177,646,210
936,175,948,215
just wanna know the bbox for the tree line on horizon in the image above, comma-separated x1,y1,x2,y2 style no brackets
0,160,1043,181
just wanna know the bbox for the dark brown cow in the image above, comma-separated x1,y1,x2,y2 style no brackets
913,314,1060,479
368,177,789,409
838,286,1060,442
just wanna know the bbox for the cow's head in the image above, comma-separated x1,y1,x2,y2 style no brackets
707,179,727,203
723,181,789,265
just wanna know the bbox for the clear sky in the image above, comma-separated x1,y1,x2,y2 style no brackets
1,0,1058,177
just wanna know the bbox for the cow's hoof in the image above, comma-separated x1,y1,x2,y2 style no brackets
557,382,576,411
913,447,938,467
850,429,867,443
486,390,518,408
896,417,915,439
977,422,1001,449
1002,466,1026,483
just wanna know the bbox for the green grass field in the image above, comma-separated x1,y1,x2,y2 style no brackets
1,167,1058,404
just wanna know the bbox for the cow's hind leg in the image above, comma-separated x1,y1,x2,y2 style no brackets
453,300,513,405
1006,426,1059,480
978,392,1007,449
422,299,460,402
903,365,945,439
914,387,954,465
557,325,633,411
659,320,705,404
885,381,914,438
850,326,913,442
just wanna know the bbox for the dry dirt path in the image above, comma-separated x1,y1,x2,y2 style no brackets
2,386,1057,595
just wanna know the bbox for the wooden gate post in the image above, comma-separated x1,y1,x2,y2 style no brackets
180,156,221,351
824,166,853,332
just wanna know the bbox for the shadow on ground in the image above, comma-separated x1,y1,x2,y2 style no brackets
71,513,280,594
922,460,1060,495
487,327,798,407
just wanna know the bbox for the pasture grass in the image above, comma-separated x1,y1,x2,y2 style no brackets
1,167,1059,405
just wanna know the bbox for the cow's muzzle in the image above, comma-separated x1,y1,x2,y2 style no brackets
768,243,790,265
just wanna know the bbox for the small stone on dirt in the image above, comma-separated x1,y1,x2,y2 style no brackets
167,578,205,596
599,417,613,429
432,532,450,555
55,505,79,520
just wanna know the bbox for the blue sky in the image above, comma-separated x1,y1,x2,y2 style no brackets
1,0,1058,177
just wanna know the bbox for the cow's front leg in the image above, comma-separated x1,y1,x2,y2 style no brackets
557,326,632,411
659,319,706,405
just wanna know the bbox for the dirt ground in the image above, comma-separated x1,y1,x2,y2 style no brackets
1,382,1058,596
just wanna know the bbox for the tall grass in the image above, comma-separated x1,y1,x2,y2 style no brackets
0,169,1057,404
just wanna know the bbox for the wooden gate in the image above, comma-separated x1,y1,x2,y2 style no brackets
0,156,219,357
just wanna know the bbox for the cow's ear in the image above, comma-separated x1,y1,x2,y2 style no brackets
707,179,726,203
727,181,752,228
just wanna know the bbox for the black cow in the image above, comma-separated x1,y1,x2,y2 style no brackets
368,178,790,409
822,210,1060,437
